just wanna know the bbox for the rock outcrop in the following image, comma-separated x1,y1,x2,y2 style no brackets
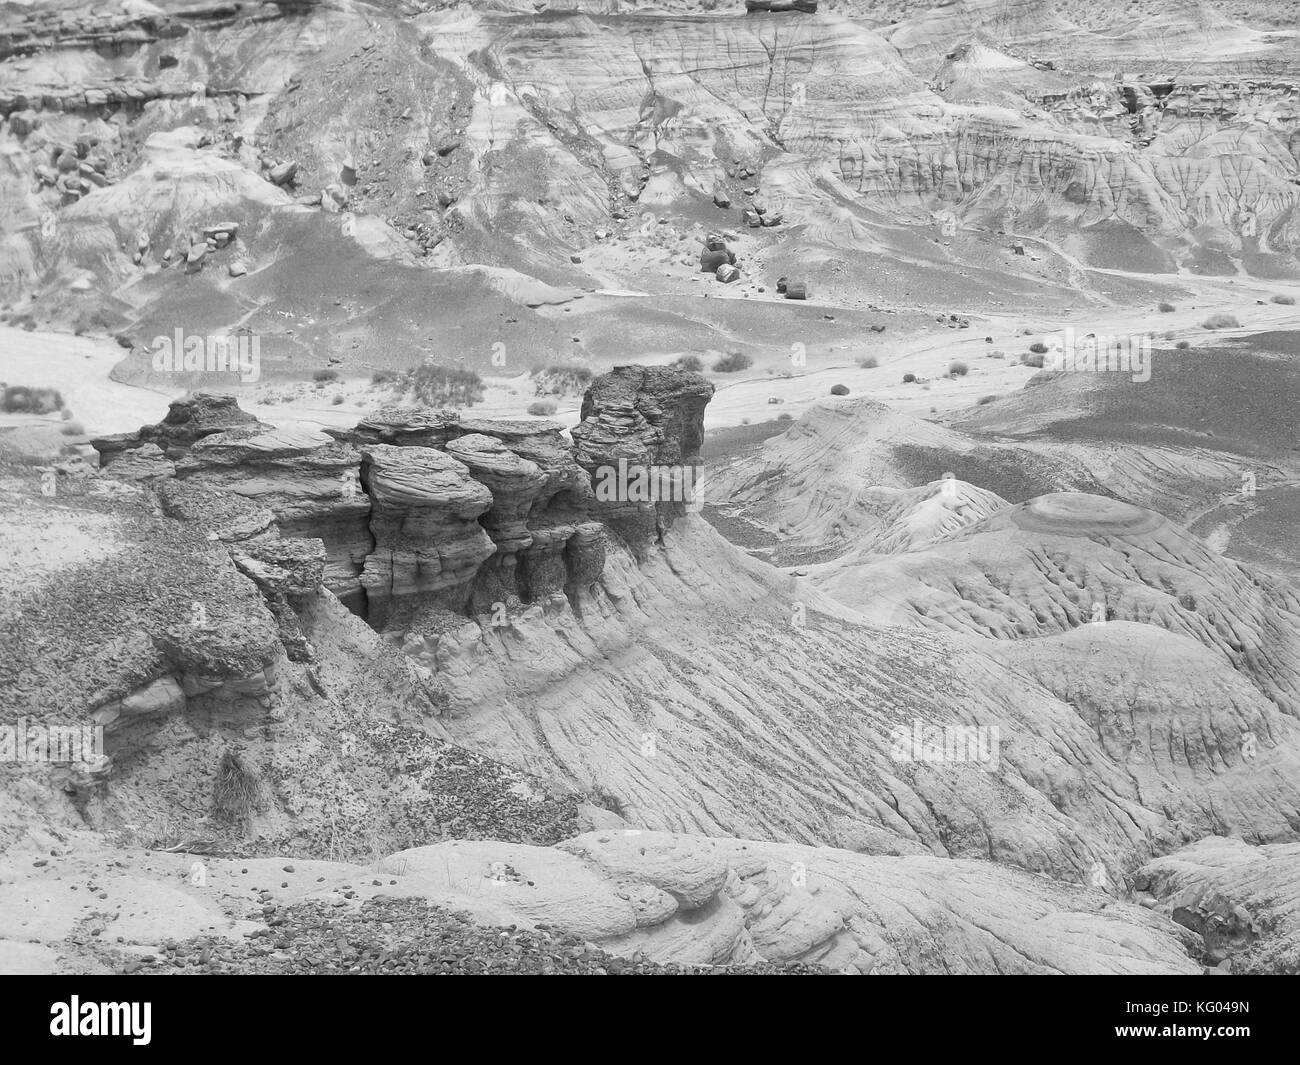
1136,837,1300,974
92,393,265,467
94,368,709,632
572,366,714,551
359,444,495,629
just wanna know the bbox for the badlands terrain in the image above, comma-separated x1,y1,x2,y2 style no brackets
0,0,1299,979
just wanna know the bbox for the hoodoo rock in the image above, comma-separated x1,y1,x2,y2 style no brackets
572,366,713,551
359,445,495,628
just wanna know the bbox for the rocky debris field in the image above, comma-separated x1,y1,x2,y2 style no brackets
107,897,827,976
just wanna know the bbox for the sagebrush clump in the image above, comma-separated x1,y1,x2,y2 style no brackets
712,351,752,373
212,750,267,826
1201,313,1240,330
531,361,594,396
1,385,64,414
411,363,484,407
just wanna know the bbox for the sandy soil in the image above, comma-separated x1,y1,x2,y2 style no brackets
2,268,1296,441
0,328,180,435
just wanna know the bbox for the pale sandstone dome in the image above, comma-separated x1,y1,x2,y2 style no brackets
1007,491,1166,537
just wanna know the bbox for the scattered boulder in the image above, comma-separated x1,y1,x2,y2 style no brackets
716,263,740,283
268,161,298,186
203,222,239,242
712,190,731,208
9,109,37,135
784,281,807,299
699,248,734,272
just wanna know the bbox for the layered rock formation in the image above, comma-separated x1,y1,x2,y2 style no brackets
359,444,495,628
91,392,265,468
93,371,705,632
572,366,714,551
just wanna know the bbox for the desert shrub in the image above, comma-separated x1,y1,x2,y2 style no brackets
830,383,849,395
1201,313,1240,329
1158,302,1175,312
902,373,917,383
587,784,626,817
312,368,339,382
60,408,74,420
977,395,996,405
1,385,64,414
1175,340,1190,349
1271,294,1296,305
212,750,266,825
776,412,793,422
371,370,396,385
1024,353,1045,368
856,356,878,368
71,308,113,337
674,354,703,372
949,361,968,376
1028,341,1048,354
527,399,557,417
712,350,752,373
331,395,344,405
411,362,484,407
531,361,594,395
60,420,85,436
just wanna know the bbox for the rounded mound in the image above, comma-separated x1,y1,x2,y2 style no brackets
1010,492,1163,537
